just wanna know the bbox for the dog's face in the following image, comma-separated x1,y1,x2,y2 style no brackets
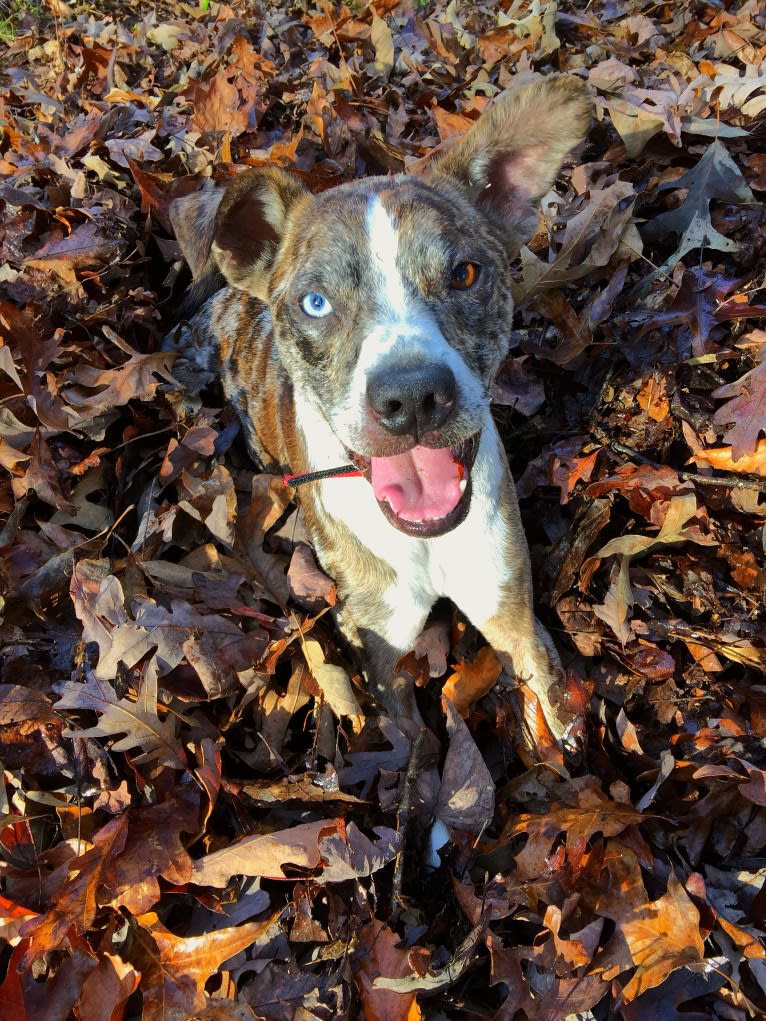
174,77,592,537
261,174,513,535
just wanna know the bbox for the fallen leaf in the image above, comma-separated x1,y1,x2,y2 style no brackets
19,815,129,969
619,872,705,1002
712,354,766,459
642,141,756,271
436,697,495,832
302,637,364,733
357,920,422,1021
689,438,766,477
56,663,185,770
442,645,502,716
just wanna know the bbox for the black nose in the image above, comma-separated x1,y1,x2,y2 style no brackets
366,363,457,437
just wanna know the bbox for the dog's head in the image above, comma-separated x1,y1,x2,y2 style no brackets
173,76,592,537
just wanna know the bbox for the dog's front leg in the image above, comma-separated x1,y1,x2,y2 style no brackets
312,531,431,728
335,586,433,730
437,432,572,749
477,589,569,743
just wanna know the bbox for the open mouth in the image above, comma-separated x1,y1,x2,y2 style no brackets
349,433,480,538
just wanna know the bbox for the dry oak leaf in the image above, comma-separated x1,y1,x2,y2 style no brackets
435,697,495,833
642,140,756,271
516,180,638,301
617,871,705,1003
24,220,123,284
18,814,129,970
442,645,502,716
288,543,337,606
134,910,279,1021
87,595,266,698
541,903,604,971
302,637,364,733
56,662,185,770
191,818,400,886
105,785,200,916
711,353,766,460
593,556,633,645
510,780,643,881
76,953,141,1021
63,344,177,416
590,492,715,563
356,920,422,1021
688,437,766,478
374,920,487,995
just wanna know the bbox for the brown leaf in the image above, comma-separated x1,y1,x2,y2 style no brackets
76,954,141,1021
56,663,186,770
712,347,766,459
190,819,346,886
510,781,643,880
436,697,495,832
63,343,177,416
25,221,122,283
287,543,337,606
442,645,502,716
134,911,278,1021
19,814,128,969
302,637,364,733
356,920,422,1021
105,786,200,915
191,818,399,886
190,69,249,138
11,432,76,512
412,619,451,678
619,872,704,1002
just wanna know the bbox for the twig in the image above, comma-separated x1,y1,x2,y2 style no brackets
391,726,427,917
610,441,766,495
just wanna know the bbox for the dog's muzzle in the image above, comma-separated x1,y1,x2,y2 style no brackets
366,361,456,438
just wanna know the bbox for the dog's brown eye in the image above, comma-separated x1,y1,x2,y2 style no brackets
450,262,479,290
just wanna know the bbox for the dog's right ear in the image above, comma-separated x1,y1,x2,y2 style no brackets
210,168,309,300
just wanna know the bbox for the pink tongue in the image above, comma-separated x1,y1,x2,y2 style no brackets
370,445,463,522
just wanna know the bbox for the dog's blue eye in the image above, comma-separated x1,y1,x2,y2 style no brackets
301,292,333,318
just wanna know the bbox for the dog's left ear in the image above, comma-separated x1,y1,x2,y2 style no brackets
428,76,592,243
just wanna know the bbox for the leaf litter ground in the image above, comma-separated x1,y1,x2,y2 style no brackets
1,1,766,1019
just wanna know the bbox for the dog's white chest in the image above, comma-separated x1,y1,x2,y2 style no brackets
314,423,513,628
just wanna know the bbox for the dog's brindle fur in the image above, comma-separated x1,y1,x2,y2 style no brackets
166,76,592,748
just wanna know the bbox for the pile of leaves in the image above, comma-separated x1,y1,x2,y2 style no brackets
1,0,766,1018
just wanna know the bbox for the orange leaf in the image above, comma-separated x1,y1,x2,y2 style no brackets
636,372,670,422
442,645,502,716
689,437,766,477
356,921,422,1021
135,911,280,1018
432,107,473,142
19,814,129,970
619,872,704,1002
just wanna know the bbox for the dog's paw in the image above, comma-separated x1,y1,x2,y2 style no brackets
162,321,220,396
499,628,582,759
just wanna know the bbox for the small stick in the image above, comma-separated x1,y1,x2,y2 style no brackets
391,726,427,916
610,441,766,495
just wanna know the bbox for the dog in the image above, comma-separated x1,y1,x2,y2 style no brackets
164,75,592,750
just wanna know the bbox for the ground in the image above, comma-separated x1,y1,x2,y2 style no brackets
1,1,766,1019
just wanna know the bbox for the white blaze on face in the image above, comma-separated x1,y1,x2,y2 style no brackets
327,192,486,448
366,196,407,320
